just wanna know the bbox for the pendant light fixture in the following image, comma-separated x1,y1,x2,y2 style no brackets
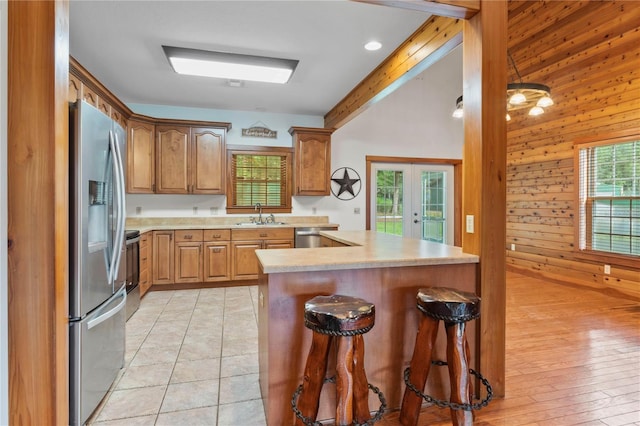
452,50,553,120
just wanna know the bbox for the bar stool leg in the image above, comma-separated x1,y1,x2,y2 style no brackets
352,334,371,424
399,315,440,426
295,332,332,426
445,321,473,426
335,335,355,426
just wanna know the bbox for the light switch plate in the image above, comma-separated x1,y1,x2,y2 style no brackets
466,215,474,233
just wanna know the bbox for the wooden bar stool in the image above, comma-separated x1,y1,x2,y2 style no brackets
292,294,386,426
400,287,491,426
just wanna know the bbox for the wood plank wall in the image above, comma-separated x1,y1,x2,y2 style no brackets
504,1,640,299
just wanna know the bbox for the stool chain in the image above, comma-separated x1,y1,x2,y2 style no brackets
292,376,387,425
403,361,493,411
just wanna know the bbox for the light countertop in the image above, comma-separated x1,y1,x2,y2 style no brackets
256,230,479,273
125,216,338,234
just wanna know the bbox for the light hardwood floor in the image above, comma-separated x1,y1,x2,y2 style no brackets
381,271,640,425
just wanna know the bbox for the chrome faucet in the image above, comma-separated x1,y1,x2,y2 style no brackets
254,202,263,224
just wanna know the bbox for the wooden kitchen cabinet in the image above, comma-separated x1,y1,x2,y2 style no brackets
191,127,226,194
156,125,190,193
289,126,334,196
174,230,203,283
156,125,228,194
139,232,152,296
152,230,174,285
231,228,294,280
203,229,231,282
127,119,156,193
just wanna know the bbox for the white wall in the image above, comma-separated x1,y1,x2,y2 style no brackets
125,46,463,229
1,1,9,424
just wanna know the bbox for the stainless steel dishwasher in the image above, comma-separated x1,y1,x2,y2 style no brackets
294,226,338,248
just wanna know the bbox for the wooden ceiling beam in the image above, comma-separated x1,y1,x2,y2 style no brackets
355,0,480,19
324,15,462,130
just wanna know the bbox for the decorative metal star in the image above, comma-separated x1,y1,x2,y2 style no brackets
331,168,360,197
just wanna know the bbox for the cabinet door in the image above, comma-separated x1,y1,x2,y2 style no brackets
152,231,174,284
156,126,190,193
191,127,226,194
291,127,332,195
175,242,203,283
232,241,262,280
204,242,231,282
127,120,155,193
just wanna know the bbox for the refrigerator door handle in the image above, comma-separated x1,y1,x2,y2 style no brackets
113,131,126,241
87,288,126,330
107,130,126,285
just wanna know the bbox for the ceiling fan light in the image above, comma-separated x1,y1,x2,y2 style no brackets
509,92,526,105
537,95,554,107
529,106,544,116
452,95,464,118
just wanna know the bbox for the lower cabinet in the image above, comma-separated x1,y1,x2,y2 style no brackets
203,229,231,282
139,232,152,296
153,230,174,284
174,230,203,283
231,228,294,280
150,227,293,285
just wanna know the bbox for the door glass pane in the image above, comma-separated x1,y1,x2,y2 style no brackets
421,171,445,243
376,170,403,236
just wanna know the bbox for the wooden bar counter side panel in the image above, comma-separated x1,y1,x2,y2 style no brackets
258,263,477,425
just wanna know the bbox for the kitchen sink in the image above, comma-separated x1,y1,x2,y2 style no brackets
235,222,287,226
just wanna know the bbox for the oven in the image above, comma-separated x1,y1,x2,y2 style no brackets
125,230,140,320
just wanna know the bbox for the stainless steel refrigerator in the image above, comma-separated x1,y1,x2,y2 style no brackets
69,100,127,426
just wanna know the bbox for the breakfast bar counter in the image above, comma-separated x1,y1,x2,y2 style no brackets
255,231,479,425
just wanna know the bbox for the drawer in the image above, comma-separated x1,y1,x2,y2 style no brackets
232,227,294,241
203,229,231,241
175,230,203,242
140,245,149,263
140,232,150,246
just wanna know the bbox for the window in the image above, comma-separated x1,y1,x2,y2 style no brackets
576,135,640,256
226,146,292,213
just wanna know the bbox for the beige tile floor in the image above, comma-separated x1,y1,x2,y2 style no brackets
89,286,267,426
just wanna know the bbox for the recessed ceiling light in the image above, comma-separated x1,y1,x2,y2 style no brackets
364,41,382,51
163,46,298,84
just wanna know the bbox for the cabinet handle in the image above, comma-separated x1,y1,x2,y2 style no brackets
213,234,221,238
213,248,221,253
184,235,192,239
141,257,147,261
260,233,268,237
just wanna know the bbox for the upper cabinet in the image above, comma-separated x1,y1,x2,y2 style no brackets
155,125,228,194
127,119,156,193
191,127,226,194
289,127,334,196
156,125,191,193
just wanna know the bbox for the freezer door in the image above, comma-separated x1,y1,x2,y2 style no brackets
69,286,126,426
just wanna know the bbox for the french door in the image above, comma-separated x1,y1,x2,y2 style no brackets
371,163,454,244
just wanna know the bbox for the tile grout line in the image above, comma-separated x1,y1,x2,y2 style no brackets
154,289,199,425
